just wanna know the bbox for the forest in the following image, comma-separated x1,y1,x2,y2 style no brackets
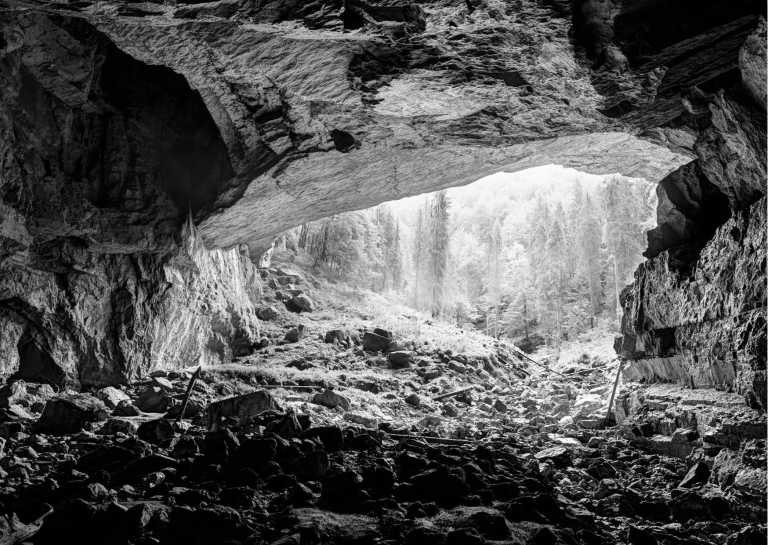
274,166,657,356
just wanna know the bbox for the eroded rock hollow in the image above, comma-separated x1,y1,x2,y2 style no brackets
0,0,765,406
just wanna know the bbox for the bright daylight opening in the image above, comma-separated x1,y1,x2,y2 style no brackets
269,165,654,367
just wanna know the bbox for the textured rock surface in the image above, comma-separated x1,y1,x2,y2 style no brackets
0,0,765,385
619,199,766,407
0,221,261,386
618,18,766,408
619,220,766,394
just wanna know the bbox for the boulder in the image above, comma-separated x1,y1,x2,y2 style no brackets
321,470,365,511
151,376,174,390
113,400,141,417
678,461,711,488
99,417,139,435
312,389,351,411
285,294,315,313
164,398,205,420
0,380,55,410
410,467,468,504
303,426,345,452
275,268,304,283
404,393,420,407
256,305,280,321
388,351,414,369
324,329,356,345
534,446,572,468
138,419,175,446
35,394,108,434
344,412,378,429
205,390,282,430
96,386,131,409
362,329,393,353
136,386,173,413
284,325,305,343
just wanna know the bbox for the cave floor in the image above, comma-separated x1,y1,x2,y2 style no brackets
0,265,765,545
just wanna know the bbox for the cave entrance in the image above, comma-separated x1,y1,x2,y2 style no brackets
266,164,658,364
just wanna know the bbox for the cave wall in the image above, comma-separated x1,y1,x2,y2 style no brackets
1,0,765,387
0,11,260,386
617,20,767,409
0,221,261,387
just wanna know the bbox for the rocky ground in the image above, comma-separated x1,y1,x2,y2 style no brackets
0,265,765,545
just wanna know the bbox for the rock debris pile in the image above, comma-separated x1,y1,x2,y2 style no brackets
0,266,764,545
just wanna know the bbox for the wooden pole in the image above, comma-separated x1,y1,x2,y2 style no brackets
432,386,476,402
604,359,625,427
176,366,202,424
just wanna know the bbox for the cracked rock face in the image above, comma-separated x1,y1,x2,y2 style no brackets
0,0,765,385
618,21,767,409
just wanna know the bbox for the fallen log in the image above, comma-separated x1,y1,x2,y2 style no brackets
432,386,476,402
387,433,476,445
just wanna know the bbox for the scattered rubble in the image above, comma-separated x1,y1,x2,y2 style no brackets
0,267,764,545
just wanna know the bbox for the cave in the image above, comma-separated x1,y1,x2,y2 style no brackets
0,1,765,544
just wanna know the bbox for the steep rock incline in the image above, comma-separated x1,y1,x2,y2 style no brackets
618,21,766,409
0,0,765,385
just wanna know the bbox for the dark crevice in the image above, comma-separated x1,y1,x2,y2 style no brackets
14,329,65,386
330,129,359,152
613,0,764,62
20,16,238,218
644,161,732,275
94,39,234,213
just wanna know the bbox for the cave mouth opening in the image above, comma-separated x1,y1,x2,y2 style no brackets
267,164,663,361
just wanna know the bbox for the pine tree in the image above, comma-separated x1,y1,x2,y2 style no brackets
413,206,426,309
576,193,603,325
429,191,450,318
486,218,503,336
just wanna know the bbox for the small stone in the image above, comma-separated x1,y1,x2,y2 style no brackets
534,446,572,468
344,412,378,429
99,418,139,435
493,399,507,412
587,436,605,449
173,436,201,458
284,325,305,343
312,389,351,411
152,376,175,390
324,329,353,345
388,351,414,369
404,394,420,407
95,386,131,409
362,329,393,353
136,386,173,413
285,294,314,313
164,399,205,420
113,400,141,417
303,425,344,452
256,305,280,321
137,418,175,446
678,461,711,488
441,402,458,417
